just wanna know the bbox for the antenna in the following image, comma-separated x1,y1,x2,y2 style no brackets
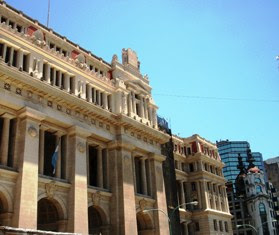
47,0,50,27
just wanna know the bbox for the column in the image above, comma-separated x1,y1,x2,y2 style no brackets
103,93,108,109
9,47,14,65
153,108,158,128
93,88,96,103
12,108,44,229
1,44,7,60
108,144,137,234
150,153,170,235
180,181,186,209
223,187,229,213
144,99,148,119
17,50,23,69
97,146,103,188
98,90,101,105
140,157,147,195
104,148,109,189
87,84,92,102
148,107,153,126
38,60,43,79
0,114,13,166
132,92,136,113
64,74,70,92
58,71,62,88
55,134,62,179
128,93,132,116
52,68,56,86
197,181,202,209
196,140,201,153
46,64,51,84
67,126,89,235
81,82,86,99
201,181,209,209
139,96,144,117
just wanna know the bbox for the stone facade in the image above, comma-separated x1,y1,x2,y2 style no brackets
171,134,233,235
0,2,169,234
0,2,233,235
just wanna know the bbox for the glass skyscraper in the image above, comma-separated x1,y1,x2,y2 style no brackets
216,140,265,185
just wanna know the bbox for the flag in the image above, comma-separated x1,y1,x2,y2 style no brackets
51,138,60,174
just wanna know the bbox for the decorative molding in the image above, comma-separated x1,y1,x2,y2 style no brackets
92,191,101,206
28,126,38,137
45,181,56,198
77,142,85,153
139,199,147,211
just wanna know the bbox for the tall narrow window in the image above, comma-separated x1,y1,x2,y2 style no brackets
43,131,56,177
213,219,218,231
5,46,11,63
23,54,29,72
88,146,97,187
12,50,17,67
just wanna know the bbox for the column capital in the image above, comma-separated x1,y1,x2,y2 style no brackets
0,112,15,119
67,125,91,138
148,153,166,162
17,107,45,122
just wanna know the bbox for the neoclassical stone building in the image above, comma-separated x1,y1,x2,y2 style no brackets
171,134,233,234
0,2,232,235
0,2,170,234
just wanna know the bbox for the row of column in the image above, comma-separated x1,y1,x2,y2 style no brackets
207,182,229,212
86,84,111,110
127,91,157,127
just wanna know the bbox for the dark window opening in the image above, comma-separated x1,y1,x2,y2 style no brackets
100,71,103,76
42,63,47,80
213,219,218,231
23,54,29,72
50,68,54,85
88,146,97,187
60,135,66,180
89,65,93,71
191,182,196,191
0,43,3,58
1,17,7,24
96,91,99,105
16,24,22,32
100,93,103,107
135,157,143,194
5,46,11,63
219,221,223,231
189,163,194,172
8,21,14,28
88,206,103,235
187,147,191,155
69,76,75,93
95,67,98,73
136,103,140,116
43,131,56,177
61,73,65,89
12,50,17,67
56,47,61,52
195,222,200,231
37,198,59,232
7,118,16,167
62,50,67,57
55,71,59,86
49,43,55,49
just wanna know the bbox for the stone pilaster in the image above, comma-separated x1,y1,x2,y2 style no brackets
12,108,45,229
150,153,170,235
67,126,90,235
108,142,137,235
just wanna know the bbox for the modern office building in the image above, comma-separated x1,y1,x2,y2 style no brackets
0,1,232,235
216,140,265,187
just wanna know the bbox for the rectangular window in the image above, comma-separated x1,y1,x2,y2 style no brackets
12,50,18,67
0,43,3,57
213,219,218,231
219,221,223,231
5,46,11,63
195,222,200,231
16,24,22,32
1,16,7,23
224,221,228,232
8,20,14,28
70,76,75,93
189,163,194,172
23,54,29,72
42,63,47,80
88,146,97,187
43,131,56,177
62,50,67,57
49,43,55,49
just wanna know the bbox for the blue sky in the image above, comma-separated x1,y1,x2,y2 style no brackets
6,0,279,159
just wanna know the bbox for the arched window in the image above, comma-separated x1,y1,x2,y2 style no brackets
37,198,59,232
256,185,262,194
259,203,266,215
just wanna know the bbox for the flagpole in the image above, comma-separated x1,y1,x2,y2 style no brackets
47,0,50,27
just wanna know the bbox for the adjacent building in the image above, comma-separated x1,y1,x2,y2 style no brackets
217,140,266,188
0,1,232,235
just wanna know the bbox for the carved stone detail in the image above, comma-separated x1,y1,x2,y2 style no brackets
139,199,147,211
45,182,56,198
28,126,38,137
77,142,85,153
92,191,101,206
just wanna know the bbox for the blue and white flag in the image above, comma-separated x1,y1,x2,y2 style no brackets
51,139,60,174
